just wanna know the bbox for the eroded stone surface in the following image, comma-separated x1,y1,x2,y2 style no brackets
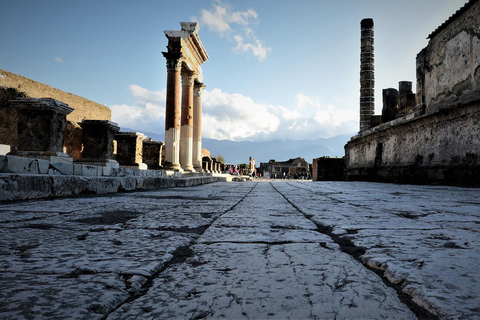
0,181,478,319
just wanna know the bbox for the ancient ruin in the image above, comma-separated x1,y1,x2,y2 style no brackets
345,0,480,185
359,18,375,132
260,157,310,179
162,22,209,172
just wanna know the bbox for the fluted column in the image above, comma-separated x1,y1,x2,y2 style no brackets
162,52,182,171
193,82,205,172
180,71,195,171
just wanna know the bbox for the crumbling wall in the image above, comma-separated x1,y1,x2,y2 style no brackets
345,1,480,186
0,69,111,160
416,0,480,112
345,101,480,185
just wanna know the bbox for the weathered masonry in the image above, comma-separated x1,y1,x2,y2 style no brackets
162,22,209,172
345,0,480,185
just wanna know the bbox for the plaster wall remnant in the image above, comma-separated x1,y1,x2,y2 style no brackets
359,18,375,132
345,0,480,186
162,22,209,172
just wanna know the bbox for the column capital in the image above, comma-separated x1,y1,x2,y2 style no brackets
162,52,183,71
194,82,206,97
182,71,196,87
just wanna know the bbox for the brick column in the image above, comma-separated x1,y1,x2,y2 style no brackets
360,18,375,132
180,71,195,172
162,52,182,171
193,82,205,171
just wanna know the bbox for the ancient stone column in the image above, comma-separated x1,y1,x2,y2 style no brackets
180,71,195,172
192,82,205,172
11,98,73,163
77,120,119,167
115,132,147,169
360,18,375,132
162,52,182,171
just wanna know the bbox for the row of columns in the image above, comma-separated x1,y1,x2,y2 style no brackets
163,54,205,172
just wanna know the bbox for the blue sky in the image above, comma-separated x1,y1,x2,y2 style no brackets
1,0,468,142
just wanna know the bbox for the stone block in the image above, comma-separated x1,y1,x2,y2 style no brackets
78,120,119,162
49,162,74,175
0,144,10,156
4,155,39,174
0,156,5,172
73,164,100,177
102,166,113,176
10,98,73,154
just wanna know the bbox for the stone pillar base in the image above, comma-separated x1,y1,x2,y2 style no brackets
163,161,183,172
182,164,195,172
14,151,72,163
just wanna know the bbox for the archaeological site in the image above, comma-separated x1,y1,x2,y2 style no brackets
345,0,480,186
1,1,480,319
0,22,228,201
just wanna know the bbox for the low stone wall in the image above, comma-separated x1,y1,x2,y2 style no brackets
345,101,480,186
0,155,231,201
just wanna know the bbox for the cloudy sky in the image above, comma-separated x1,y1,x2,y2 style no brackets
1,0,468,141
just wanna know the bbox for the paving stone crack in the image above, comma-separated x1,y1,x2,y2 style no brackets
270,182,439,320
102,183,259,319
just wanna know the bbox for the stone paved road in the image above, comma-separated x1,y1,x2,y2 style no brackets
0,181,479,319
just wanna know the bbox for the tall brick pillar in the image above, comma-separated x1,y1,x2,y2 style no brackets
193,82,205,172
162,51,182,171
180,71,195,172
360,18,375,132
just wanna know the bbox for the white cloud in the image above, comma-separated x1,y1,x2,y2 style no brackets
54,57,64,63
199,1,271,62
110,85,166,135
202,88,280,140
110,85,357,142
199,6,231,34
233,35,271,62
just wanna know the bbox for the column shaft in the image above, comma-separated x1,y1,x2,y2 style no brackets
163,54,182,171
192,83,205,171
180,72,195,171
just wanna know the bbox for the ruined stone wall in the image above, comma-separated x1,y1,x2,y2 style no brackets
0,69,111,159
0,69,111,123
345,1,480,186
345,101,480,185
416,0,480,113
